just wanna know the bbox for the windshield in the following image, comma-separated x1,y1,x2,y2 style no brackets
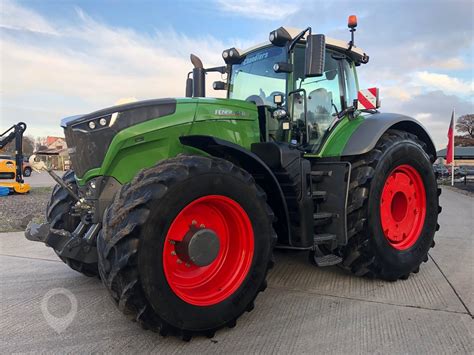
229,46,287,107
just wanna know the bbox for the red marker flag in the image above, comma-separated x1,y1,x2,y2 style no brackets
446,111,454,165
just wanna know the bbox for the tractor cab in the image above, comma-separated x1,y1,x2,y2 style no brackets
188,17,372,153
223,24,370,153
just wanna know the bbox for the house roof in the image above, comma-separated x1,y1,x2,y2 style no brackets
46,136,64,146
437,147,474,159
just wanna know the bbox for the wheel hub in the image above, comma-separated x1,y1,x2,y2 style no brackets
380,164,426,250
175,227,220,267
162,195,254,306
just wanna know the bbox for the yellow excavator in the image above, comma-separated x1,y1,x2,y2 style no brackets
0,122,31,194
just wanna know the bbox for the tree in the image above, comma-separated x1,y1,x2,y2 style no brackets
0,135,35,156
456,114,474,138
454,135,474,147
23,136,35,156
35,137,48,151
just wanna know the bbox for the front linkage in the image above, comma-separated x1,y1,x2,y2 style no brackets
25,169,99,270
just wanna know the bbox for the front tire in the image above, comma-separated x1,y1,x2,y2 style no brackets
23,167,32,177
97,155,276,339
339,130,441,280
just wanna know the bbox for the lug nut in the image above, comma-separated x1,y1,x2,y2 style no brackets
177,259,183,264
185,263,191,268
169,240,175,245
192,220,197,225
171,251,176,256
200,224,205,228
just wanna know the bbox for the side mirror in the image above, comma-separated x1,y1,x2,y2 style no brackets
305,34,326,77
357,88,380,110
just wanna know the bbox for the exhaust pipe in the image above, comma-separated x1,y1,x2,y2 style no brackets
190,54,205,98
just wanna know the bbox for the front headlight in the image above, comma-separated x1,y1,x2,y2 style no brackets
84,177,103,199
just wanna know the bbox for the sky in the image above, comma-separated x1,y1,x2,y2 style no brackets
0,0,473,149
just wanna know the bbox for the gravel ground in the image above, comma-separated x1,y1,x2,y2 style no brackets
0,187,52,232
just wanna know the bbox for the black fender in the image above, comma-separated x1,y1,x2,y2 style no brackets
342,113,437,161
180,135,291,244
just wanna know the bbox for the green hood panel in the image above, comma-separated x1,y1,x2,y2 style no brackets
76,98,260,185
313,115,365,157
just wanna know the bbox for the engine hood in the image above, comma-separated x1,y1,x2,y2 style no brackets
62,98,177,178
61,98,177,128
61,97,257,179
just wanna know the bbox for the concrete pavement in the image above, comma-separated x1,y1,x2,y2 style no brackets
0,187,472,353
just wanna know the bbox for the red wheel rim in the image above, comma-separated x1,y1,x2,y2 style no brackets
380,164,426,250
163,195,254,306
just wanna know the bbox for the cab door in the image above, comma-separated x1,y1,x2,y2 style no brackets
291,48,358,153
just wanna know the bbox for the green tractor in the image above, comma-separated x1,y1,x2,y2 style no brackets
26,17,440,340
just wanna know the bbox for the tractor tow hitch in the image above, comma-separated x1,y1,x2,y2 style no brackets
25,221,99,264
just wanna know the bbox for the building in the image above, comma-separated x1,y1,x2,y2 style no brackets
46,136,67,150
436,147,474,166
35,136,70,170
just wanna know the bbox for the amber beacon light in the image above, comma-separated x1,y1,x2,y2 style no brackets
348,15,358,28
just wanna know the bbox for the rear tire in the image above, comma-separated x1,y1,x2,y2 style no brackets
46,170,99,277
97,155,276,339
23,167,32,177
339,130,441,280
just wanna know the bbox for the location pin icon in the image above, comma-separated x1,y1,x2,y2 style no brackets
40,288,78,334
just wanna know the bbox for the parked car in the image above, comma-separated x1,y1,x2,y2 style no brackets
0,155,32,177
454,166,467,178
459,165,474,176
433,164,449,178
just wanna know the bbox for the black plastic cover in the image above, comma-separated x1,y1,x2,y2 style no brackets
64,99,176,178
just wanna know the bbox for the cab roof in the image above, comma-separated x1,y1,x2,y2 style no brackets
239,26,369,65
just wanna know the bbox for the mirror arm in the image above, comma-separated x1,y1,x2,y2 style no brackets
337,99,361,120
205,66,226,74
288,27,311,52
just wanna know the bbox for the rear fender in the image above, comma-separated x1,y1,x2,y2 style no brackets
342,113,437,161
180,135,291,244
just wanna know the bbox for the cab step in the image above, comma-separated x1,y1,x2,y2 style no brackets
312,253,343,267
310,170,332,183
313,212,333,225
313,233,337,244
310,170,332,177
312,190,327,201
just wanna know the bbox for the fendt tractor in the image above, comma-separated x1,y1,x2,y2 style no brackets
26,17,441,340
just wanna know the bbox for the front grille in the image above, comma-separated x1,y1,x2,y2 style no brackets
63,98,177,179
64,118,115,177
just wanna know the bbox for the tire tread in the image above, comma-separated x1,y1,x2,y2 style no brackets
338,130,441,280
97,155,276,339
